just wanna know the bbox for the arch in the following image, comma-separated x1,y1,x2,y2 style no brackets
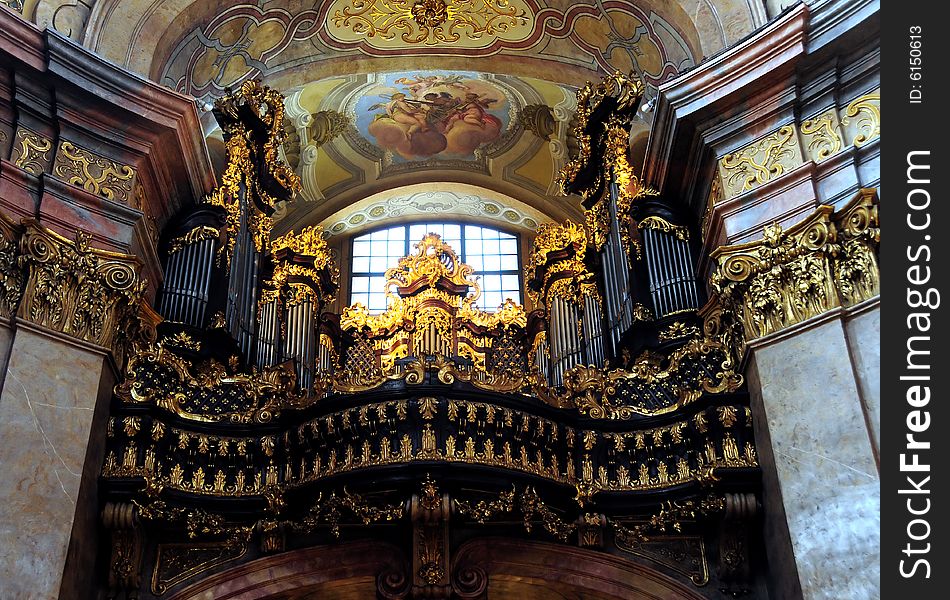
167,541,409,600
309,182,558,240
167,538,707,599
452,537,710,600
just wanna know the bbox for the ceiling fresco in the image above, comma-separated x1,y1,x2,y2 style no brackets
153,0,700,100
11,0,766,237
355,72,511,162
269,70,583,233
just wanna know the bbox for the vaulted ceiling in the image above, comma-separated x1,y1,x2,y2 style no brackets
14,0,769,232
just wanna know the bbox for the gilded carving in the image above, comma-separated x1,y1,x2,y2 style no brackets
833,189,880,305
206,81,300,261
718,125,803,199
52,141,136,203
168,226,219,255
557,71,644,199
293,488,406,538
329,0,531,47
270,225,337,278
608,119,659,260
525,220,590,306
711,190,880,340
637,216,688,241
116,345,302,425
11,127,53,175
338,234,525,390
17,220,148,363
103,503,144,598
456,485,575,541
0,211,23,318
622,534,709,584
105,396,756,505
842,90,881,147
658,322,699,342
799,108,843,163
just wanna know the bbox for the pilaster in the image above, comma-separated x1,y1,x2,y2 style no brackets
0,9,211,598
709,191,880,599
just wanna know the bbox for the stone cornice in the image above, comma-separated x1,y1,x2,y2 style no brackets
656,6,808,123
0,9,214,225
43,30,215,204
0,8,45,72
806,0,880,54
643,5,808,207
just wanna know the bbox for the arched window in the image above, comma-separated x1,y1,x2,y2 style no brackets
349,223,521,312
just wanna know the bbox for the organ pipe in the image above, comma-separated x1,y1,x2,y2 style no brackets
159,228,220,329
641,224,699,318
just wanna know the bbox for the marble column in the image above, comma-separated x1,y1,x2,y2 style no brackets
0,13,213,598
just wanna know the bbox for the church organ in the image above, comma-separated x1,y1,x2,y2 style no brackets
99,76,765,599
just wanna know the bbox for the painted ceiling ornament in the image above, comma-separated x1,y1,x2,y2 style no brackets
412,0,449,28
330,0,530,47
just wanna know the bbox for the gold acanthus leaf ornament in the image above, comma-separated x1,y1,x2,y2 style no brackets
710,189,879,340
16,219,151,366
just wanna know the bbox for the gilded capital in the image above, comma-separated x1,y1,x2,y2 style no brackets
17,220,150,363
710,189,879,341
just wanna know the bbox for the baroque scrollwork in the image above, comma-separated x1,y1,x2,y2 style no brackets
115,345,302,424
711,190,880,340
455,485,576,542
718,125,802,198
799,109,843,163
205,80,301,261
842,90,881,147
52,140,137,203
331,0,530,46
151,542,247,595
337,234,526,390
557,71,644,202
168,226,220,255
11,127,53,175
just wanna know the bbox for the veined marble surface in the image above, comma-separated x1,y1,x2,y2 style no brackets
753,318,880,599
0,327,109,599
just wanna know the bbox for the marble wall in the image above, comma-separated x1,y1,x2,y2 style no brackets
844,306,881,459
644,2,881,597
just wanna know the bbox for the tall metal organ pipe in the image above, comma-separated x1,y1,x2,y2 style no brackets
600,180,634,348
282,292,318,392
641,226,699,318
226,184,261,361
159,233,218,329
